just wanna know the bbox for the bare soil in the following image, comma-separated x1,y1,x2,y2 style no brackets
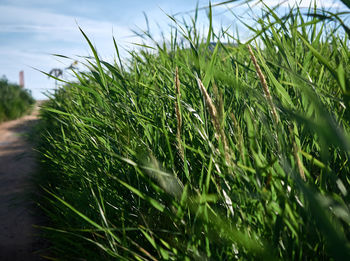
0,104,46,260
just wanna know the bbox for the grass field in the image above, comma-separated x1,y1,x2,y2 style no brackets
36,1,350,260
0,77,35,122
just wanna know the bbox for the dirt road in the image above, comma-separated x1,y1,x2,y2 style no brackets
0,104,44,260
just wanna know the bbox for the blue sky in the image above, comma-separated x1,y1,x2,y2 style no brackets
0,0,346,99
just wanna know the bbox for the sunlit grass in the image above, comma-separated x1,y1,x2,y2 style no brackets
36,1,350,260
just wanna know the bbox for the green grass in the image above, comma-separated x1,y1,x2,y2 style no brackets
0,76,35,122
36,1,350,260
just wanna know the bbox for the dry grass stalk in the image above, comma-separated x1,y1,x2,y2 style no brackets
212,82,224,126
247,45,279,124
196,77,230,162
174,67,184,161
289,125,306,181
293,140,306,181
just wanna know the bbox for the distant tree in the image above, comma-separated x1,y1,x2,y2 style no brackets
49,61,78,89
48,68,63,89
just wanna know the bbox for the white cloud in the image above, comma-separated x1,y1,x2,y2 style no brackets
0,4,133,40
1,0,65,5
0,3,143,99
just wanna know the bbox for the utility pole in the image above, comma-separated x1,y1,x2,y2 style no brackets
19,70,24,88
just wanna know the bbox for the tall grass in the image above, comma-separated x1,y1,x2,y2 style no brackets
0,76,35,122
36,2,350,260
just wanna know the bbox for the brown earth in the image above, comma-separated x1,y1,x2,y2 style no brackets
0,103,46,260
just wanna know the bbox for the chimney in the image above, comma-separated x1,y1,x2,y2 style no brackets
19,70,24,88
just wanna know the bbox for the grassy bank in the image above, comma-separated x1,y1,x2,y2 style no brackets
0,76,35,122
36,2,350,260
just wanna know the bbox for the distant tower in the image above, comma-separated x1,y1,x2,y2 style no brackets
19,71,24,88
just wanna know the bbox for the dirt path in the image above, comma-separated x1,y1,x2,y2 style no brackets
0,104,45,260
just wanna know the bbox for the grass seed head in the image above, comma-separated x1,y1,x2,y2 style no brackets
247,44,279,124
196,77,230,163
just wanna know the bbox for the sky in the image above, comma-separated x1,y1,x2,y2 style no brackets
0,0,347,99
